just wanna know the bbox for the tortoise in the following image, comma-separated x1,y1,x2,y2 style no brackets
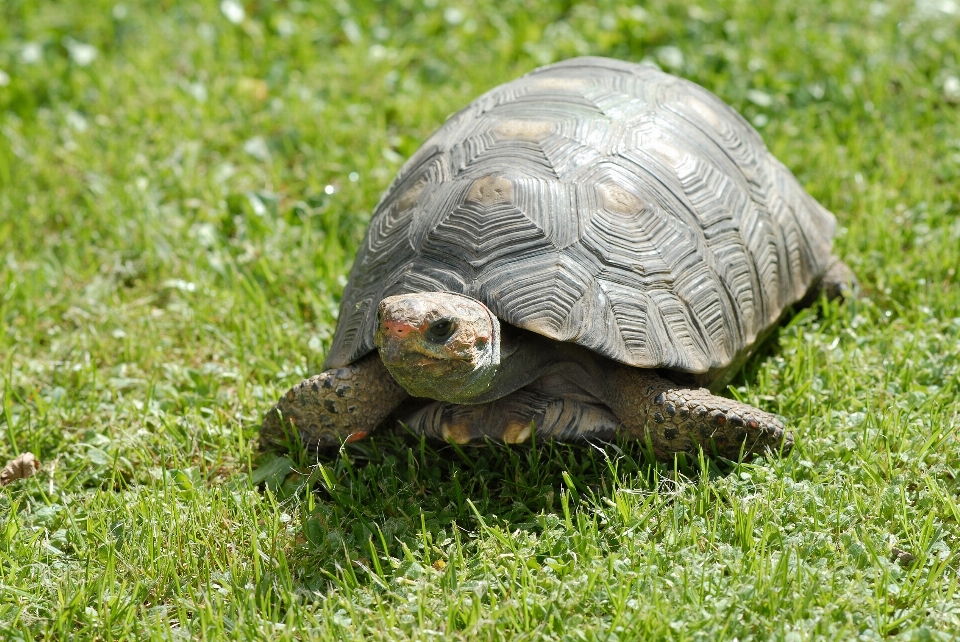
261,56,856,460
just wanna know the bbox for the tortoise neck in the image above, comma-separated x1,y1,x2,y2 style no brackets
466,325,608,404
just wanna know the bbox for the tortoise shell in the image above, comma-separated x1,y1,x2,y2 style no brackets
324,57,836,377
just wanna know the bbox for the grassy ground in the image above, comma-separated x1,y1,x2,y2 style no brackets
2,0,960,639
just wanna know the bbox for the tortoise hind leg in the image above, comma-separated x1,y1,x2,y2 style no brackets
401,388,620,445
819,257,858,301
800,255,858,306
260,352,408,451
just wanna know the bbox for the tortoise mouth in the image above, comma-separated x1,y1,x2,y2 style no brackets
382,349,472,367
403,356,467,369
376,338,473,370
381,352,482,394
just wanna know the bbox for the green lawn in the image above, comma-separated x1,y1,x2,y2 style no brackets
2,0,960,639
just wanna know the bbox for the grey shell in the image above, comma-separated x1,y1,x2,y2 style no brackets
325,57,836,375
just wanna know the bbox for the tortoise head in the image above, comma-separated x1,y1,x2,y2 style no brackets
375,292,501,403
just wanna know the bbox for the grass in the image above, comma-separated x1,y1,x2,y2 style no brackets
1,0,959,638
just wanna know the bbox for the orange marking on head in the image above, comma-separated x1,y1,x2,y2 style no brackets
381,320,418,339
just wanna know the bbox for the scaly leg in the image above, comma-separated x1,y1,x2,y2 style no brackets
602,366,792,460
800,255,859,305
260,352,408,450
819,257,858,300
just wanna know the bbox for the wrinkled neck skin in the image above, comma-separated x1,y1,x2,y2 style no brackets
455,325,608,405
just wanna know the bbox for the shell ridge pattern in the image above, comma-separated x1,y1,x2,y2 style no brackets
639,121,765,345
589,280,653,364
774,162,836,255
555,279,627,355
575,153,740,365
666,98,768,190
541,131,607,180
659,82,833,326
446,203,548,267
455,127,560,181
408,179,474,249
324,57,836,376
617,113,753,311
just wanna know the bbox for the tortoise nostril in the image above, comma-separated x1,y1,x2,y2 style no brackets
382,320,414,338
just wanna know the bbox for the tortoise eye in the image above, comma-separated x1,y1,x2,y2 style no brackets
425,318,457,343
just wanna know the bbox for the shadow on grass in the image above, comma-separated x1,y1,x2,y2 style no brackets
252,429,755,595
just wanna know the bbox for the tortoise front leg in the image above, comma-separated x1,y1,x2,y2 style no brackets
603,367,792,460
260,352,408,451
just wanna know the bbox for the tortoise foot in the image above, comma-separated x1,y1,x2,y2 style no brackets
604,368,793,461
259,353,408,451
646,387,792,460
